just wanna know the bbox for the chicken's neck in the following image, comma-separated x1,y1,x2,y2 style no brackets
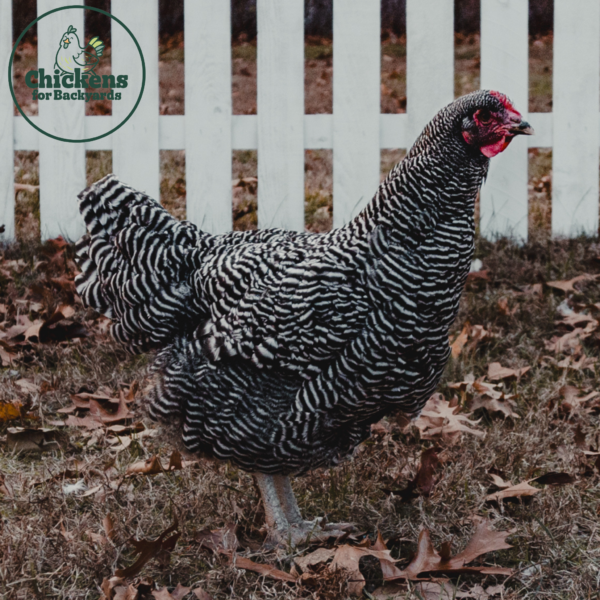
344,141,489,247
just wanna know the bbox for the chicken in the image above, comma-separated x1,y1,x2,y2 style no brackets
74,90,532,545
55,25,105,74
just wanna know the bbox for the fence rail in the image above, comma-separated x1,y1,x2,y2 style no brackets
2,0,599,241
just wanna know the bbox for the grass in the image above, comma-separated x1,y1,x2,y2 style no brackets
2,235,600,599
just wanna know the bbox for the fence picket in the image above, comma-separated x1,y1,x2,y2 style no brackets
185,0,231,233
37,0,86,241
552,0,600,236
332,0,380,228
257,0,304,230
0,0,13,240
480,0,529,241
111,0,160,201
406,0,454,147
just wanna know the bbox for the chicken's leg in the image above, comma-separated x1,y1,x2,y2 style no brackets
254,472,290,531
272,474,303,524
255,473,355,547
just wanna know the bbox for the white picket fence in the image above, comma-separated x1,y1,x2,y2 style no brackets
1,0,599,242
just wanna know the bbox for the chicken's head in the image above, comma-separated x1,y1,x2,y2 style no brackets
461,90,533,158
61,26,80,50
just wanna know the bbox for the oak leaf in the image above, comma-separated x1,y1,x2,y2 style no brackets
415,394,484,442
486,480,540,502
386,521,513,581
115,520,181,578
487,362,530,381
194,524,239,553
546,274,599,293
0,401,21,422
152,585,191,600
451,324,469,358
294,547,335,573
231,555,296,582
560,385,600,413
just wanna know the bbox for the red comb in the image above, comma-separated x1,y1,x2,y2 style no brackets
490,90,517,113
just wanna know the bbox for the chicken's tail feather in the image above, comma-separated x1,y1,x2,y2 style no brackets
75,174,212,353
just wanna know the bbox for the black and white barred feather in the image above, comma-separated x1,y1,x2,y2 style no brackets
75,91,496,475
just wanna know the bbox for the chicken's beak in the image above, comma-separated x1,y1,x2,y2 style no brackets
508,120,534,136
63,37,70,45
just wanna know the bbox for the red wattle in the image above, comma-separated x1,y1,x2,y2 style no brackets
480,137,509,158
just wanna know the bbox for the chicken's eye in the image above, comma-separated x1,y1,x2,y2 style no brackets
477,108,492,125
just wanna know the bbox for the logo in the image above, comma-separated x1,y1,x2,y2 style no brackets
56,25,105,75
8,5,145,144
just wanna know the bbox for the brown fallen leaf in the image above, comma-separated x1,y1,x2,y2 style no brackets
100,576,126,600
15,378,40,394
195,524,239,553
451,323,469,359
545,322,597,354
387,521,513,581
115,520,181,578
6,427,63,453
560,385,600,413
462,583,505,599
487,362,530,381
413,580,467,600
81,484,103,498
559,311,598,328
496,297,517,316
192,587,213,600
127,455,164,476
415,394,484,443
449,520,514,568
231,555,296,582
556,353,597,371
486,480,540,502
152,587,185,600
126,451,195,476
112,583,138,600
412,447,440,496
232,176,258,188
125,381,139,402
371,420,391,436
329,543,399,595
449,323,492,360
168,450,183,471
294,547,336,573
574,424,587,448
0,471,13,497
466,269,489,285
0,341,18,366
469,393,519,420
384,448,440,501
169,584,191,600
0,401,21,422
104,514,115,540
65,415,104,430
87,530,109,546
89,396,131,424
546,274,599,294
14,182,39,193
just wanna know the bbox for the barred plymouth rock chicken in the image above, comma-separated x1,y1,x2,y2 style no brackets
75,90,532,545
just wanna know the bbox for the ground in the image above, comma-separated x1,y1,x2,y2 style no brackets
3,34,599,600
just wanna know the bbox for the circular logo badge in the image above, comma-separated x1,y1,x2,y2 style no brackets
8,5,145,143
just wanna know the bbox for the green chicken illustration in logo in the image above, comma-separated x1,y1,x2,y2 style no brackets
55,25,105,74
